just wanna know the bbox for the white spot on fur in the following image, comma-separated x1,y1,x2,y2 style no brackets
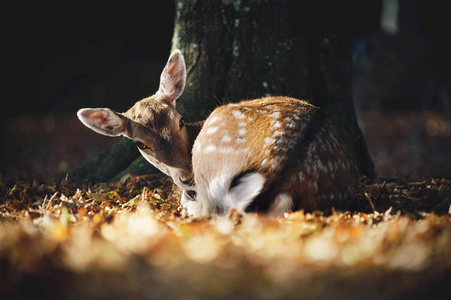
238,128,247,135
271,120,282,129
207,116,220,125
232,110,245,120
264,137,275,145
261,158,268,166
276,137,288,144
238,122,247,127
268,112,280,118
275,146,288,153
205,126,219,135
285,118,296,128
204,145,217,153
194,142,202,152
221,135,232,143
236,138,246,144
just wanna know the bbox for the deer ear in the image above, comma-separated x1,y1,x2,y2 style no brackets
77,108,129,137
158,50,186,107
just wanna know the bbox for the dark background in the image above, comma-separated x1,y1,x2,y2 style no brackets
1,1,450,182
1,3,175,117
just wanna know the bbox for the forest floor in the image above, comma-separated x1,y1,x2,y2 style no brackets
1,109,451,299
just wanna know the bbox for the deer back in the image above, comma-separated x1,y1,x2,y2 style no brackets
191,96,358,216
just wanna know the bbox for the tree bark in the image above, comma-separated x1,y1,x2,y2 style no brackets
173,0,374,176
68,0,375,183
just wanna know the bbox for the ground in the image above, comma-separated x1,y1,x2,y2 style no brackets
1,109,451,299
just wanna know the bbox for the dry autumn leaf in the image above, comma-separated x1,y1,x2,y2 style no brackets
1,175,450,299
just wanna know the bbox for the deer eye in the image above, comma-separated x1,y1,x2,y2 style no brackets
135,141,149,150
179,118,185,130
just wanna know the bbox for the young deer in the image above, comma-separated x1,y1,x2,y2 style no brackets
78,50,358,217
185,97,359,217
77,50,199,191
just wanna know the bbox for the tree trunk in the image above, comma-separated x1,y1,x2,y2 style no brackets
173,0,374,176
68,0,375,183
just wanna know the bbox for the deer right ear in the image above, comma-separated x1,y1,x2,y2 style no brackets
77,108,129,137
158,50,186,107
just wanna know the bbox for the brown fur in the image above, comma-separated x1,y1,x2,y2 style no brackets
120,96,192,179
192,96,358,214
78,50,358,216
77,50,194,190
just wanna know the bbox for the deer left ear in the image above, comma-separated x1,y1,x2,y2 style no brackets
77,108,129,138
158,50,186,107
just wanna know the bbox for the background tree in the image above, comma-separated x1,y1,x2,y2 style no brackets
69,0,375,183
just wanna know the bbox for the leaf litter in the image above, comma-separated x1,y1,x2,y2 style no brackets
1,174,451,299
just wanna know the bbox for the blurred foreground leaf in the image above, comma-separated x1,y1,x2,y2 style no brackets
1,175,450,299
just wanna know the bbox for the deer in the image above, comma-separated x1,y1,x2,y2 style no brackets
77,50,359,218
77,50,200,191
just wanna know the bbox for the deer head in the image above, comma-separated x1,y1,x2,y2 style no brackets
77,50,195,190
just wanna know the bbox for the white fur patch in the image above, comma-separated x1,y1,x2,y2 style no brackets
204,145,217,153
221,135,232,143
226,173,266,212
181,190,194,204
232,110,245,120
207,116,220,125
208,173,266,214
268,193,293,217
264,137,275,145
268,112,280,118
193,141,202,152
181,190,203,217
205,126,220,135
271,120,282,129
